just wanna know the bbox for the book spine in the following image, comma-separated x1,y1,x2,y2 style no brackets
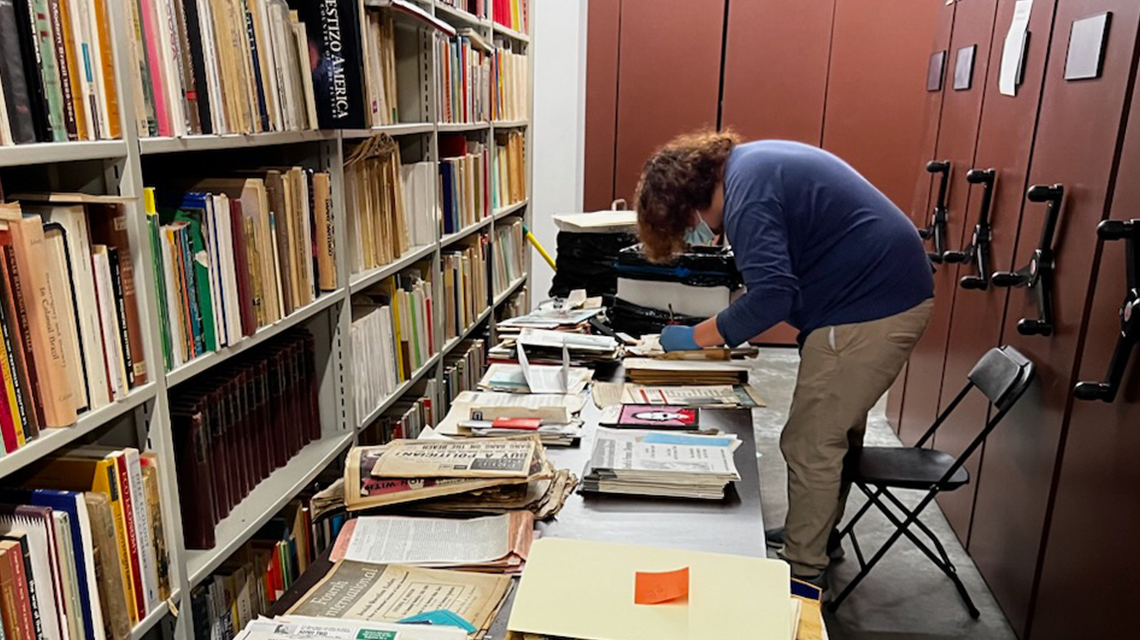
10,540,42,640
89,0,120,138
30,0,68,141
176,229,205,356
144,192,172,372
136,0,167,136
175,0,210,133
0,550,20,640
112,457,147,619
3,247,41,438
48,0,80,139
105,248,135,389
0,0,37,143
0,324,18,455
95,462,139,626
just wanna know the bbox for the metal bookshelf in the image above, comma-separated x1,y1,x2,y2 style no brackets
0,0,532,638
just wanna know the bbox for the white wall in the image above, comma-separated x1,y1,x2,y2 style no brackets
529,0,588,308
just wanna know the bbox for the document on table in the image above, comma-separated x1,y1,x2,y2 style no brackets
999,0,1033,96
518,328,619,352
369,438,538,478
621,384,742,406
339,514,511,565
517,341,570,393
434,391,585,435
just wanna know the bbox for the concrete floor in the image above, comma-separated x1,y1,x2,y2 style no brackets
749,347,1019,640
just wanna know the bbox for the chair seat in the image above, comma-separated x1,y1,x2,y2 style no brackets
846,447,969,490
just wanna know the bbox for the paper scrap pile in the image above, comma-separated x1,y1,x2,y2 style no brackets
344,435,576,518
435,390,586,446
581,428,742,500
495,306,602,335
489,328,623,366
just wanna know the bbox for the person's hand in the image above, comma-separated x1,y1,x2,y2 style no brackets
660,325,700,352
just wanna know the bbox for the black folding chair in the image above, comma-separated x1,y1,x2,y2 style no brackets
828,346,1035,617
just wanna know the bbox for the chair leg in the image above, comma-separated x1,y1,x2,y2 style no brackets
837,485,882,538
830,486,981,619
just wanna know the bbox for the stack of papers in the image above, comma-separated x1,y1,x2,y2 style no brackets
239,617,466,640
343,437,575,519
506,538,796,640
489,329,623,366
496,307,603,334
287,561,512,639
478,343,593,394
330,512,535,573
552,210,639,233
582,428,742,500
435,391,586,446
623,358,749,386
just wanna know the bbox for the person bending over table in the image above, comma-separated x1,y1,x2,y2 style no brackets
634,131,934,589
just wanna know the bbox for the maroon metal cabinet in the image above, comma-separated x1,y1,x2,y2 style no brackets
1028,32,1140,640
897,0,1002,447
932,0,1062,545
966,2,1140,636
612,0,724,205
720,0,835,144
582,0,622,211
822,0,941,211
887,0,958,434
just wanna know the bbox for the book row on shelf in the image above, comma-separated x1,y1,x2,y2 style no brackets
437,31,491,125
441,237,490,342
493,129,526,210
345,135,435,277
2,445,171,640
360,387,434,446
494,218,525,296
190,474,346,640
439,337,487,416
144,168,336,373
350,273,435,424
492,46,528,122
173,330,322,551
496,285,526,320
0,198,148,446
128,0,318,138
441,134,490,235
492,0,528,34
0,0,121,145
360,10,398,128
0,0,531,146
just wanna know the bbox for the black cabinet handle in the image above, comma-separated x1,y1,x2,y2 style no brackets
1074,219,1140,403
919,160,952,263
943,168,996,291
991,184,1063,337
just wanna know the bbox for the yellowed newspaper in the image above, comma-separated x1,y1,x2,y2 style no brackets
369,438,537,479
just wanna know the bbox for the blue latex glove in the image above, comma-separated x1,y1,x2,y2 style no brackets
660,325,700,352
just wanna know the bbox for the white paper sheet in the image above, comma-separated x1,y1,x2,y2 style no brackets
999,0,1033,96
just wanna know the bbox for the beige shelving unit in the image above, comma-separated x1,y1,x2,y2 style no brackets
0,0,532,638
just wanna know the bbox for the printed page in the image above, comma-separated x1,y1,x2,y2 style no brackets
342,514,511,565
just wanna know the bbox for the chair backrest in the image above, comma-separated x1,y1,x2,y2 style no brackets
913,346,1035,451
967,346,1035,411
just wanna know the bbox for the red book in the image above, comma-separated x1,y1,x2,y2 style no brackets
112,453,147,617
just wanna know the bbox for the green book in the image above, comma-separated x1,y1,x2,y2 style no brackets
172,203,216,355
146,208,173,371
408,287,422,369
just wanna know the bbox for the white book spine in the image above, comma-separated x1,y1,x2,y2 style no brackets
92,250,126,398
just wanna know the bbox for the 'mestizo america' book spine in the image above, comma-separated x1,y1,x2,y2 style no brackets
291,0,365,129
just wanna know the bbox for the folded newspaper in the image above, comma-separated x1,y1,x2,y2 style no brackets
581,427,742,500
370,438,540,479
286,561,512,639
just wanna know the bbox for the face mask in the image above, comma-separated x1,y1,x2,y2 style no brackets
684,218,715,246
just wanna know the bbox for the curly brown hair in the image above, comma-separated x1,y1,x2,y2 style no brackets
635,128,740,263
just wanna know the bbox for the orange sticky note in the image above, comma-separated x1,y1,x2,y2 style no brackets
634,567,690,604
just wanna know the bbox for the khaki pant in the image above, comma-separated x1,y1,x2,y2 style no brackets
780,299,933,575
